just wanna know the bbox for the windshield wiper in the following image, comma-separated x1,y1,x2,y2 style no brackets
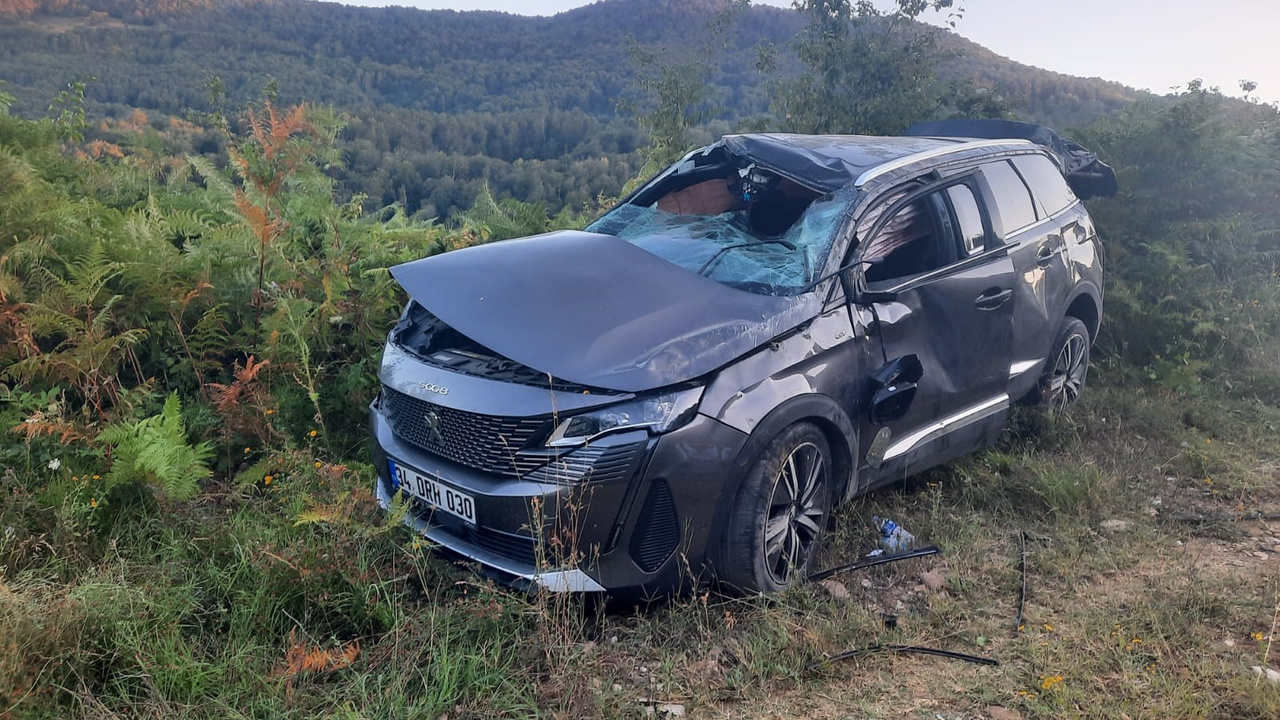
696,238,797,277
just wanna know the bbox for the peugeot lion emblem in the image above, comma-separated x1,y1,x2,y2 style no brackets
422,411,445,445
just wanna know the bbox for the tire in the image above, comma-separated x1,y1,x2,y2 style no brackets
717,422,833,594
1032,316,1091,410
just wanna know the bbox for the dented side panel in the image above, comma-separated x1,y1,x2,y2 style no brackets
861,253,1017,484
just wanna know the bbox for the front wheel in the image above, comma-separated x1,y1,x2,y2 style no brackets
717,422,832,594
1034,316,1091,410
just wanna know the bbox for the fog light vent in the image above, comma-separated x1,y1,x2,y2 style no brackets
630,479,679,573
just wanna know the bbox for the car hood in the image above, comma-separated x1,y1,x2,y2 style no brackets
389,230,821,393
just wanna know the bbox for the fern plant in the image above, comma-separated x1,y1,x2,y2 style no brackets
95,392,212,501
3,244,147,420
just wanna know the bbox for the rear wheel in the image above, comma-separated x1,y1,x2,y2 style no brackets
718,422,832,594
1035,316,1091,410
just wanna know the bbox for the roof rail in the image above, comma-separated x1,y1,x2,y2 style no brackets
854,139,1032,188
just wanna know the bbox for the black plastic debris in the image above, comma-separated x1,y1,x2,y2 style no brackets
808,545,941,583
1015,530,1028,633
807,644,999,670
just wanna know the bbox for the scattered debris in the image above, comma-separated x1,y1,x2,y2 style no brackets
809,545,941,582
985,707,1024,720
658,703,686,717
1015,530,1028,633
819,579,851,600
807,644,999,670
874,515,917,550
1251,666,1280,684
1100,519,1132,533
920,569,946,592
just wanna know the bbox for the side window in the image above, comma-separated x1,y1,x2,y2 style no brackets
979,161,1037,237
946,184,986,255
1012,154,1078,216
858,185,968,284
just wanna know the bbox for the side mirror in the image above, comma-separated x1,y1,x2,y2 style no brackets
868,355,923,424
844,256,896,304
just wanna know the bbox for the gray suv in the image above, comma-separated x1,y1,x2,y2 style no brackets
368,119,1116,596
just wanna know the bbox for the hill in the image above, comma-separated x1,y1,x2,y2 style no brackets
0,0,1144,216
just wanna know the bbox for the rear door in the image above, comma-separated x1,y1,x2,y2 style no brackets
852,175,1015,474
975,156,1078,391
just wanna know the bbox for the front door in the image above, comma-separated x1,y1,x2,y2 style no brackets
852,178,1015,476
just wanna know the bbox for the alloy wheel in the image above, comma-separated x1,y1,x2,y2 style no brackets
763,441,827,585
1048,332,1088,409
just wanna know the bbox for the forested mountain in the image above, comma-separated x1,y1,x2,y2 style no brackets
0,0,1143,217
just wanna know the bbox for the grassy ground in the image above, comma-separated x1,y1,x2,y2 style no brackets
4,377,1280,719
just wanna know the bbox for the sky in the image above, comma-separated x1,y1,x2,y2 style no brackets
336,0,1280,103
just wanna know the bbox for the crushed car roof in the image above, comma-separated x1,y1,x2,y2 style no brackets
717,123,1117,200
718,133,964,193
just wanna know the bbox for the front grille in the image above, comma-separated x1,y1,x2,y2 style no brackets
630,479,679,573
383,386,546,475
524,442,644,485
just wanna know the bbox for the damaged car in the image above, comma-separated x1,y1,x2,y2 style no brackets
368,119,1116,596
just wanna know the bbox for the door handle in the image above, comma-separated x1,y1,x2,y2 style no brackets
1065,222,1089,244
974,287,1013,310
1035,242,1058,267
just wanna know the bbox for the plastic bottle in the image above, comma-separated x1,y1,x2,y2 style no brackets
873,515,916,551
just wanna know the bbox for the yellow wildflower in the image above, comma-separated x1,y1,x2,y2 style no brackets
1040,674,1064,690
265,409,274,416
1043,623,1055,633
92,474,100,480
244,447,252,454
1252,631,1265,641
309,429,318,438
264,475,273,485
90,498,98,508
314,461,322,468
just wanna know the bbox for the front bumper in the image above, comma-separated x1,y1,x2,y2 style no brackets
373,475,607,592
369,398,749,595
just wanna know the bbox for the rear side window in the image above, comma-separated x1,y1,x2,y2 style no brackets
946,185,985,255
1013,154,1078,216
980,161,1037,236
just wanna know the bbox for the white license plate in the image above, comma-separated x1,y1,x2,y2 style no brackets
389,460,476,525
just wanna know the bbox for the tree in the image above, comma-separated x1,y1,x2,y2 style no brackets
776,0,960,135
619,1,749,174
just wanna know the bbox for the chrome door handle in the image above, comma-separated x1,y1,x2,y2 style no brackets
974,288,1013,310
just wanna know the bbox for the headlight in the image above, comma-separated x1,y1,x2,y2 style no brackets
545,388,703,448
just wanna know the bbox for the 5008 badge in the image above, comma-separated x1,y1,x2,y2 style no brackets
417,382,449,395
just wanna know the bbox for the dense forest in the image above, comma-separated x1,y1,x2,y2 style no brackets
0,0,1141,218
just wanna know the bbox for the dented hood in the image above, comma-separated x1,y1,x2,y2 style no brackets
389,231,820,392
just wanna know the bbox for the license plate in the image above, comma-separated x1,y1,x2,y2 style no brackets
388,459,476,525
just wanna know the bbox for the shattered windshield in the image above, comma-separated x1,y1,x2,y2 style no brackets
587,190,852,296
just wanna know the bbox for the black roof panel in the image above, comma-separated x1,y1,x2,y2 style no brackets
720,133,962,192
